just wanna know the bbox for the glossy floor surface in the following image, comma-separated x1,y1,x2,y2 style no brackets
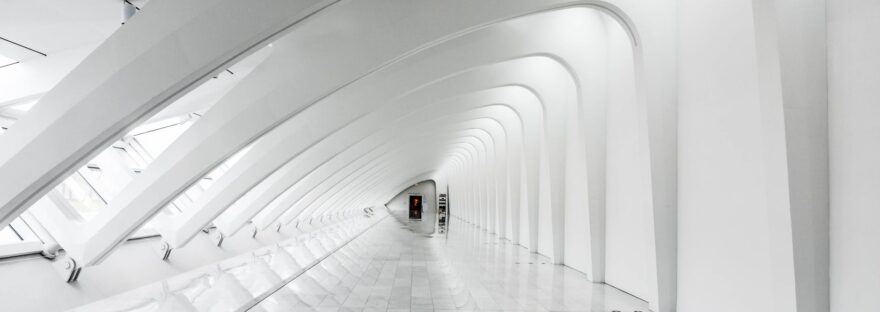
251,216,652,312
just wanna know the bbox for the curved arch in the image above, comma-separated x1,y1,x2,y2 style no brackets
151,54,562,251
215,89,533,239
0,2,680,311
285,129,495,226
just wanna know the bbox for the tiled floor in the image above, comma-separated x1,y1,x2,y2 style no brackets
250,216,652,312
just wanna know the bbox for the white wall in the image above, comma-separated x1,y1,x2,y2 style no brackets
603,13,653,301
519,160,531,250
828,0,880,310
537,153,554,257
774,0,829,311
563,9,607,278
677,0,798,311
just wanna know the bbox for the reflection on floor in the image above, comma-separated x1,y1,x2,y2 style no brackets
387,208,435,235
252,215,652,312
71,214,383,312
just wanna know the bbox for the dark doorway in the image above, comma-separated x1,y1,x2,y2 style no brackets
409,195,423,219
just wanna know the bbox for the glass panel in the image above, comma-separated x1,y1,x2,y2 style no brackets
48,114,199,222
0,217,40,244
55,172,107,221
0,226,21,244
166,144,253,215
113,146,148,172
132,119,194,159
78,148,136,203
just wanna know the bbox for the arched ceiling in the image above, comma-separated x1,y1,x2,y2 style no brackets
0,0,670,306
0,0,637,263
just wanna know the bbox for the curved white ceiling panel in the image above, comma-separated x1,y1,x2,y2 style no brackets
72,4,623,269
215,100,523,240
0,0,338,230
169,54,562,249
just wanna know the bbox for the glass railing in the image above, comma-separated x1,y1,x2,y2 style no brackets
71,211,385,312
